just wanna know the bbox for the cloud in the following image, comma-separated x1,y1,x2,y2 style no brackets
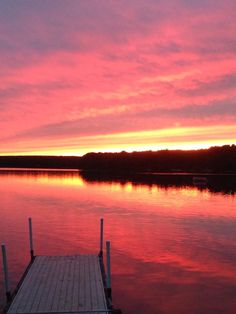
0,1,236,154
139,99,236,119
0,81,74,102
2,97,235,147
179,74,236,97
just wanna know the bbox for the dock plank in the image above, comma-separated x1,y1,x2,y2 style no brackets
85,255,92,311
51,256,65,312
9,257,43,313
57,256,69,312
79,255,86,311
40,256,61,311
15,257,46,313
65,255,75,312
90,255,99,310
95,258,107,310
72,255,80,311
30,256,54,313
7,255,108,314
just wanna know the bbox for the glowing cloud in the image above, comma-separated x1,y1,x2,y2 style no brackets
0,1,236,155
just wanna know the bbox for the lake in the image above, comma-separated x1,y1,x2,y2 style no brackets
0,169,236,313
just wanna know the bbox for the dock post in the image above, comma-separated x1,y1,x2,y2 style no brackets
28,217,34,261
1,243,11,302
99,218,104,257
106,240,112,299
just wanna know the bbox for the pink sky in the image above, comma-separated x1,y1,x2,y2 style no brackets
0,0,236,155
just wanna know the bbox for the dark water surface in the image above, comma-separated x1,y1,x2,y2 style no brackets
0,169,236,313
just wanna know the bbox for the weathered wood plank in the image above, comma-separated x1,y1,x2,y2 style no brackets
12,257,46,313
66,255,75,312
21,256,48,313
90,255,99,310
78,255,86,311
63,256,74,312
94,257,107,310
36,256,59,312
85,255,92,311
8,260,35,313
40,256,61,311
92,257,104,309
50,256,65,312
72,255,80,311
30,256,53,313
8,258,40,313
57,256,69,312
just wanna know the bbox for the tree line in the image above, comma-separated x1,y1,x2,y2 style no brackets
0,145,235,173
80,145,236,173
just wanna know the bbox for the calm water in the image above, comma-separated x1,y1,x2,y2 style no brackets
0,169,236,314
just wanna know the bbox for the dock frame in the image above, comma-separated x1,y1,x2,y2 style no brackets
1,218,122,314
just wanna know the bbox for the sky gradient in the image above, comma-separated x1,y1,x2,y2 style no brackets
0,0,236,156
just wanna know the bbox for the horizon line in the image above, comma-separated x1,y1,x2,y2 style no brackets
0,143,235,158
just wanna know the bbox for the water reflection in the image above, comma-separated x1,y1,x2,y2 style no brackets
80,170,236,195
0,169,236,313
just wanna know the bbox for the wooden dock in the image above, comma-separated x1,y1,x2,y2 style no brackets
1,219,121,314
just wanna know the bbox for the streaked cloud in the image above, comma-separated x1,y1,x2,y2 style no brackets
0,0,235,155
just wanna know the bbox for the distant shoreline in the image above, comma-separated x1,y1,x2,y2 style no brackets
0,167,235,176
0,167,80,171
0,145,235,173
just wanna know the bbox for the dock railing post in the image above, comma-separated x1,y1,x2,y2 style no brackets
1,243,11,302
28,217,34,261
99,218,104,257
106,240,112,299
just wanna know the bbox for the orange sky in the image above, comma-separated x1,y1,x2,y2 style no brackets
0,1,236,156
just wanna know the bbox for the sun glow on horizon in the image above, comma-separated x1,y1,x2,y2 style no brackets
0,125,235,156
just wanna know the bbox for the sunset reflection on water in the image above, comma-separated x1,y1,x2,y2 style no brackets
0,169,236,313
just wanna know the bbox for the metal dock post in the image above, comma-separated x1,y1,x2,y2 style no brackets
28,217,34,261
106,240,112,299
99,218,104,257
1,243,11,302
